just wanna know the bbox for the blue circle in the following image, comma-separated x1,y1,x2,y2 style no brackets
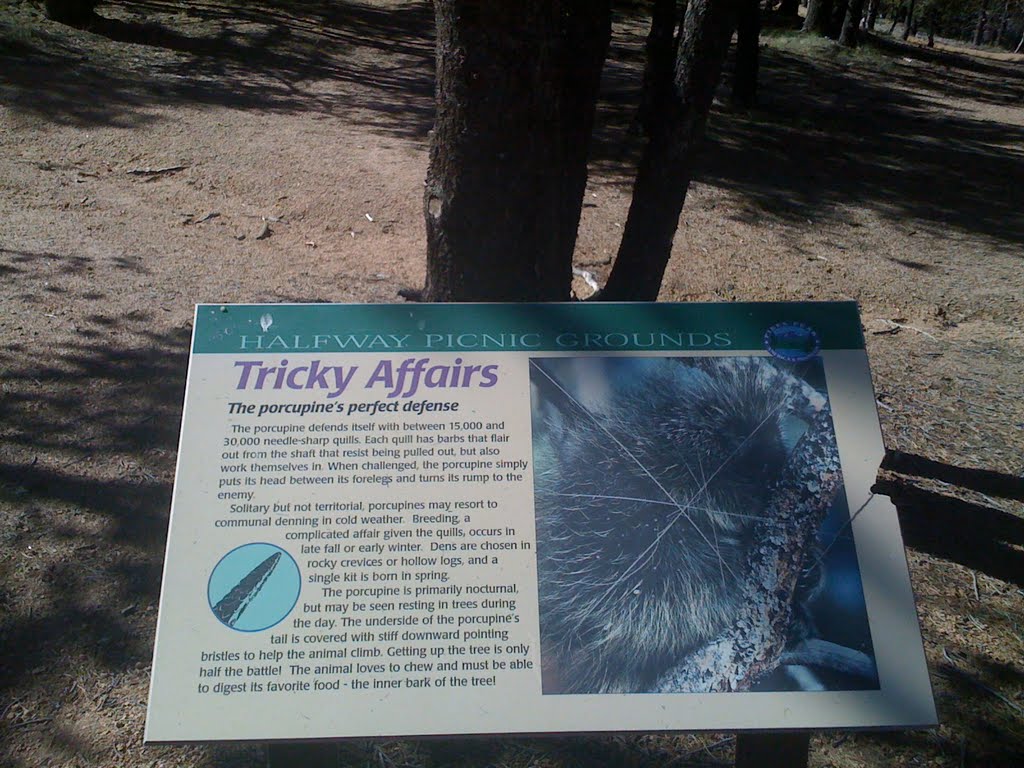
207,543,301,632
764,321,821,362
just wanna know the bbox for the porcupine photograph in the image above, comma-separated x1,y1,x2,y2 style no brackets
529,355,878,695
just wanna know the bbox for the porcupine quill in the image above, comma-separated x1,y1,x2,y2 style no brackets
213,551,282,627
530,357,822,694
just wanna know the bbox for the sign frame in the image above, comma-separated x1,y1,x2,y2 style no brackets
146,301,936,743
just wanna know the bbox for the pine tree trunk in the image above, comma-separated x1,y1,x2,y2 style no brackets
974,0,990,46
828,0,850,38
996,0,1010,46
639,0,681,136
423,1,611,302
901,0,915,40
839,0,867,46
777,0,801,22
732,0,761,108
866,0,879,30
803,0,835,35
601,0,740,301
44,0,98,26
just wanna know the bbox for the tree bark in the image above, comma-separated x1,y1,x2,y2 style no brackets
866,0,879,30
901,0,915,40
777,0,802,21
838,0,867,46
996,0,1010,46
423,1,611,302
828,0,850,38
974,0,990,46
601,0,741,301
44,0,99,26
803,0,835,35
638,0,681,136
732,0,761,108
654,404,843,692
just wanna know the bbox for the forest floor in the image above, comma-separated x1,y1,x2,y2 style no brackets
1,1,1023,767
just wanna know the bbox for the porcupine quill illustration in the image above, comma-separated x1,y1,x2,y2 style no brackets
530,356,859,695
212,551,282,628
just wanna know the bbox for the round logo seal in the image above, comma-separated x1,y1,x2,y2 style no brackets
764,321,820,362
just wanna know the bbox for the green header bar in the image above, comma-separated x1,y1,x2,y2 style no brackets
191,301,864,354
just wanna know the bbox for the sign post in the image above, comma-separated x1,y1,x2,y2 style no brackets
735,732,811,768
147,302,935,750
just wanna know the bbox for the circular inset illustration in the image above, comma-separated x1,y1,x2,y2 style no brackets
207,543,300,632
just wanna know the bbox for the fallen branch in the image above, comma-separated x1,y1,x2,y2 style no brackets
781,639,876,680
873,318,937,340
126,165,187,177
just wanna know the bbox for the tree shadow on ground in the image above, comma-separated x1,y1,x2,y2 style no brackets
702,39,1024,250
0,244,350,764
334,733,735,768
876,635,1024,765
872,449,1024,590
0,0,435,137
587,28,1024,253
869,457,1024,766
874,478,1024,588
864,31,1024,85
9,3,1020,252
1,247,148,311
0,320,190,692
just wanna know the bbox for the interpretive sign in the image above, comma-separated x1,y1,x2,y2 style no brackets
145,302,936,742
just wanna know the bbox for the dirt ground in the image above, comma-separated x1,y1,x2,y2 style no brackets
1,2,1023,766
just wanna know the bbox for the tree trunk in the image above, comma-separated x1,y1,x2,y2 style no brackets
732,0,761,108
996,0,1010,46
601,0,740,301
970,0,987,45
777,0,801,21
828,0,850,38
44,0,98,26
638,0,681,136
838,0,867,46
901,0,915,40
973,0,990,46
887,3,900,35
866,0,879,30
423,1,611,302
803,0,835,35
